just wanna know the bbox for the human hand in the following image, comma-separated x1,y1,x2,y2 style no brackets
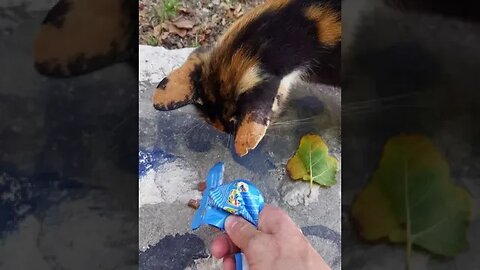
210,204,331,270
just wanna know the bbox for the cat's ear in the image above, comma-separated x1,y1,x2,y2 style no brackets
33,0,134,77
152,49,206,111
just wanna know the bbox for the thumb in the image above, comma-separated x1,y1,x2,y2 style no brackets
225,215,263,251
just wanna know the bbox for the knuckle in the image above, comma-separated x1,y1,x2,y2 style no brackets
236,220,250,233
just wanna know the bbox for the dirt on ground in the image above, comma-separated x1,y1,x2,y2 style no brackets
139,0,265,49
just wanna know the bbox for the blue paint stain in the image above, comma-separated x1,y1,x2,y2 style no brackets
138,148,176,178
0,166,87,239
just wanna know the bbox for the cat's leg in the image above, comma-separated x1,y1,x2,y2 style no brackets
234,77,278,157
234,70,302,156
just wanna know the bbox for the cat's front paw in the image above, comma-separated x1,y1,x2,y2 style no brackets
234,116,268,157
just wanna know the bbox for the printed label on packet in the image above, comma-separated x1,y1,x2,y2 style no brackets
191,162,265,270
228,189,241,207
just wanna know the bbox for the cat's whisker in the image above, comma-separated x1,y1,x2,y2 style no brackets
271,116,318,126
270,122,316,127
269,121,317,129
183,121,202,136
274,116,317,123
227,133,232,150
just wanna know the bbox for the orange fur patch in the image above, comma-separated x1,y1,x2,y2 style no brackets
33,0,130,75
152,51,207,109
236,64,263,97
220,48,261,98
152,61,195,108
304,5,341,46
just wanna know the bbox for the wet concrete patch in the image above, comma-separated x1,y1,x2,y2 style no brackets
292,95,325,118
139,233,208,270
186,125,216,153
229,138,276,175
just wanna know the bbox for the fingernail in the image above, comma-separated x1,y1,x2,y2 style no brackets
225,215,239,231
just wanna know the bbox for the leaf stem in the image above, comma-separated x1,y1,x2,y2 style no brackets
309,142,313,196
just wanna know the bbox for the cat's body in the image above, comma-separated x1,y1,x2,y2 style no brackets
153,0,341,156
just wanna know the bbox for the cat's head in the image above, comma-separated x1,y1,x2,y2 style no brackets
152,47,238,134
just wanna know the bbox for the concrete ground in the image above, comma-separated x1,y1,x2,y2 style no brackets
139,45,342,269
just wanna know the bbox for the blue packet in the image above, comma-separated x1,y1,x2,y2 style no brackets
191,162,265,270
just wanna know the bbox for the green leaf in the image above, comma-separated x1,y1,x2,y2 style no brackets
286,134,339,190
352,134,472,268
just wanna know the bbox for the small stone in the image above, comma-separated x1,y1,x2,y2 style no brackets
197,181,206,192
187,199,200,209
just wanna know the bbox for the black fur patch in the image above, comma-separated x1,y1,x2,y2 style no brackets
190,64,203,94
225,0,340,80
35,43,127,77
157,77,169,89
237,76,281,126
42,0,72,28
154,99,192,111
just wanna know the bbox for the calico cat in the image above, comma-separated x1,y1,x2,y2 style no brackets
153,0,341,157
